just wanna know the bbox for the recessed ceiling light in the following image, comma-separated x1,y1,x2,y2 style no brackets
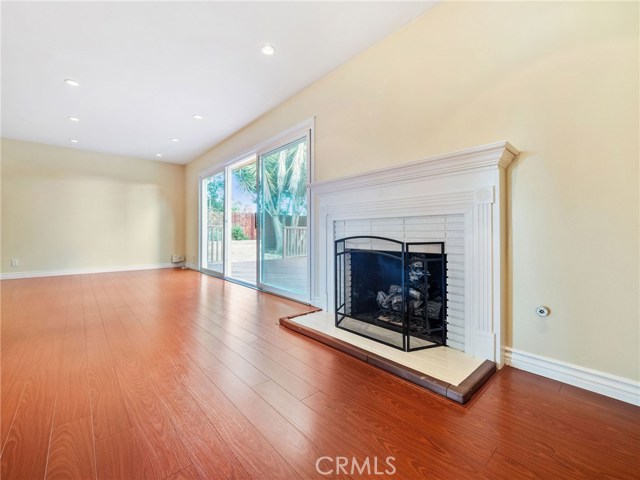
193,115,203,120
68,116,80,122
64,79,80,87
261,44,275,55
69,139,79,143
156,153,163,158
171,138,179,142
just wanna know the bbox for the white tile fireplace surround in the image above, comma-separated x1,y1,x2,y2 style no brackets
310,142,519,365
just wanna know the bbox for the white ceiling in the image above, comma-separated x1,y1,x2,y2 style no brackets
1,1,434,164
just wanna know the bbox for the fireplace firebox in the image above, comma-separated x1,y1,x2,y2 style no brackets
335,236,447,351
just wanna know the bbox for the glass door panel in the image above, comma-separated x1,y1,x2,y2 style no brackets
201,172,224,275
199,127,311,304
229,157,257,285
258,136,309,300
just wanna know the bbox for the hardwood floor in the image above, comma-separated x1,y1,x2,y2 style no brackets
1,269,638,479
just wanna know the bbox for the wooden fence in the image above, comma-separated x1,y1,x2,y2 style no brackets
232,213,256,240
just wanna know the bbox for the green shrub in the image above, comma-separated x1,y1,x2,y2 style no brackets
232,224,248,240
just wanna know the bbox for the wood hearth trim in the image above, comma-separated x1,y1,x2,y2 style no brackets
279,315,495,404
367,353,450,397
280,313,369,361
279,307,323,323
446,360,496,403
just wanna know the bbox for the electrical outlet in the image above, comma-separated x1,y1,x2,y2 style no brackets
10,258,19,267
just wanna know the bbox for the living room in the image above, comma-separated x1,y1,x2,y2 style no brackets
1,1,638,478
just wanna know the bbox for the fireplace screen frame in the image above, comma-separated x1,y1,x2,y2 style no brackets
335,236,447,352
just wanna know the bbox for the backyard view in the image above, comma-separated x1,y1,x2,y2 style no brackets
203,136,308,296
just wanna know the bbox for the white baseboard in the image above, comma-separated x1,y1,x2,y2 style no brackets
184,262,200,271
0,262,183,280
504,347,640,406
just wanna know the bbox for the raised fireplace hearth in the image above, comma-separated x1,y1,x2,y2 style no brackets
335,236,446,352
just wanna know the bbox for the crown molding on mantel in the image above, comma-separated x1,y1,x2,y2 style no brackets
310,141,519,195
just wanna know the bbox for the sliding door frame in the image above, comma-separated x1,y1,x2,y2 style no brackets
199,170,225,279
197,118,314,303
255,128,312,303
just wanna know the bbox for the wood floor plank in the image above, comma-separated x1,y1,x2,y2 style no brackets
126,304,220,369
188,328,269,386
167,465,201,480
2,269,638,480
302,390,485,480
201,362,327,480
80,275,101,318
252,380,373,460
289,345,509,467
85,314,132,440
183,300,299,352
473,378,640,479
104,273,224,370
53,310,91,427
161,273,310,352
483,450,542,480
99,308,191,479
260,340,497,467
128,286,315,396
495,368,640,443
173,362,302,480
1,338,38,447
188,313,317,399
94,428,148,480
1,275,69,479
45,416,96,480
112,305,177,371
150,368,252,480
0,331,64,479
1,277,70,448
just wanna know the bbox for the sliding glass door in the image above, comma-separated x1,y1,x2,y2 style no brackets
257,135,309,300
201,172,224,275
199,127,311,303
229,157,257,285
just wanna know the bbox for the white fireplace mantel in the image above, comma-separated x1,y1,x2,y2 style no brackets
310,141,519,365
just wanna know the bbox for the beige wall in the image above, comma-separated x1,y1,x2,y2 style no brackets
185,1,639,380
1,139,185,274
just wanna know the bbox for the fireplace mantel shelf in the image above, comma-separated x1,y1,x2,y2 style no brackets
309,141,519,195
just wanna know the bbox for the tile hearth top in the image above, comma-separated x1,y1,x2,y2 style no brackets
280,311,496,404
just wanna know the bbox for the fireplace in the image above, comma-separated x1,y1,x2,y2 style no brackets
335,236,447,351
314,142,519,363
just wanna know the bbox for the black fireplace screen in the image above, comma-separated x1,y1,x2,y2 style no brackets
335,236,447,351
